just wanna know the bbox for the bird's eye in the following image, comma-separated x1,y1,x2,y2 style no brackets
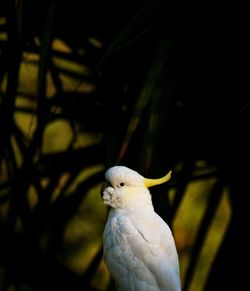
120,182,125,187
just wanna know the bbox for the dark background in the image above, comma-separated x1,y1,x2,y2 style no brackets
0,0,249,290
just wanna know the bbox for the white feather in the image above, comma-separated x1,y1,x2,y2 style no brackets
102,166,181,291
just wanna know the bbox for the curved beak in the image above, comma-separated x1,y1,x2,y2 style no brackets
100,180,112,197
144,170,172,188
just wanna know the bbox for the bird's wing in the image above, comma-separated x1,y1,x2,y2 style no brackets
133,211,181,278
103,210,181,291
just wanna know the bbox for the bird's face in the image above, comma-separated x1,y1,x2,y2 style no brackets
101,166,147,209
101,166,172,210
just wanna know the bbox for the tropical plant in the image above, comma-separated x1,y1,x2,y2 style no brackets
0,1,248,291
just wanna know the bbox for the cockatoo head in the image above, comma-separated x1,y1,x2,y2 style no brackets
101,166,171,210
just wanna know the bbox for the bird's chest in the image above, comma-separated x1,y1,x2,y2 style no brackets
103,212,144,268
104,213,134,251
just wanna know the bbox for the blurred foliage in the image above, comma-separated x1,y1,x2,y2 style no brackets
0,0,249,291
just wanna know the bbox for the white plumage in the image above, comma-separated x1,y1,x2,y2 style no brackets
101,166,181,291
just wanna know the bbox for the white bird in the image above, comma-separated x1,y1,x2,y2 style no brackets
101,166,181,291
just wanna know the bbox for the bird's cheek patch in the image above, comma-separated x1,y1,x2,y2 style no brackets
102,188,122,208
102,188,113,205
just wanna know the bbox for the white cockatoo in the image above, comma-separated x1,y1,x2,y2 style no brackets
101,166,181,291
